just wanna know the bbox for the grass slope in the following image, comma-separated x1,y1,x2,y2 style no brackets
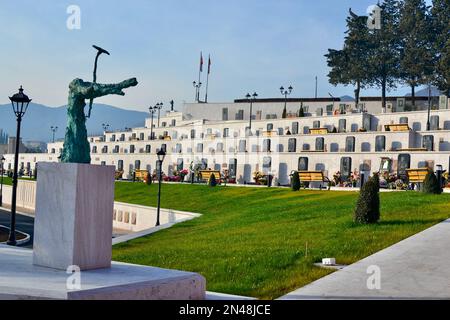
102,183,450,298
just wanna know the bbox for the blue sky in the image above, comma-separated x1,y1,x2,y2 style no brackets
0,0,433,112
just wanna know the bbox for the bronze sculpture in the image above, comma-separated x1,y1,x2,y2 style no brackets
60,77,138,164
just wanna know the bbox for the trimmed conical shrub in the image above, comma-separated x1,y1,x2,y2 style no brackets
145,172,152,185
209,174,217,187
291,171,301,191
422,171,442,194
354,174,380,224
299,104,305,117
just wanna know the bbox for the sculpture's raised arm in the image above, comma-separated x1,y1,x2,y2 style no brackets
69,78,138,99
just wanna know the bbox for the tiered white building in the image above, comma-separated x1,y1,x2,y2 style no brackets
2,95,449,186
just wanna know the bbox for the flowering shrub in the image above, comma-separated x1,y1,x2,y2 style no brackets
152,169,166,181
350,170,360,187
332,171,342,186
163,175,182,182
253,171,264,185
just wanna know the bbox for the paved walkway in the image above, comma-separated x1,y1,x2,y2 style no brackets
280,219,450,300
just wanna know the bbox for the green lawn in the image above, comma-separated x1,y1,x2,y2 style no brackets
1,176,35,186
112,183,449,299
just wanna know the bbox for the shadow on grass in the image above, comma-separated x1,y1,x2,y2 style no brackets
346,218,442,229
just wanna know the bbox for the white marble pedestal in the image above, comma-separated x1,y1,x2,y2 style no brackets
33,162,115,271
0,246,206,300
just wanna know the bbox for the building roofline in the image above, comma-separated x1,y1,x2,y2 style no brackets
233,97,341,103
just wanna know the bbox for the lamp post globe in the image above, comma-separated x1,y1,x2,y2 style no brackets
50,126,58,143
155,102,164,128
280,85,293,118
156,148,166,227
8,86,32,246
245,92,258,132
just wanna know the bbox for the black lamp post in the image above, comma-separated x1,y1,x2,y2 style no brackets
156,148,166,226
149,106,157,140
426,83,432,131
245,92,258,132
0,156,5,207
193,81,202,102
280,85,293,118
50,126,58,143
8,86,31,246
155,102,163,128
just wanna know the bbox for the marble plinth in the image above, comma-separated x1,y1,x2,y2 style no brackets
33,162,114,271
0,246,206,300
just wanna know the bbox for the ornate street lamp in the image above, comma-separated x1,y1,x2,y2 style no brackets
156,148,166,226
149,106,157,140
245,92,258,132
102,123,110,132
193,81,202,102
280,85,293,118
50,126,58,143
8,86,32,246
154,102,164,128
0,156,5,207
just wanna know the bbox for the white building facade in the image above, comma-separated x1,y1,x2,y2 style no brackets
3,97,450,186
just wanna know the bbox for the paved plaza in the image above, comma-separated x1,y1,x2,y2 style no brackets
281,219,450,300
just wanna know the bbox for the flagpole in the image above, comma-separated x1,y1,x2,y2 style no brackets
197,52,202,102
205,55,210,103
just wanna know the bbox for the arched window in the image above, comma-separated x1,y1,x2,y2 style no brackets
398,154,411,179
345,136,355,152
340,157,352,181
292,122,299,134
375,135,386,152
315,137,324,151
288,138,296,152
298,157,308,171
263,139,271,152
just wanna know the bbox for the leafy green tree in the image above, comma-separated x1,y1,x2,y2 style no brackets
367,0,402,110
399,0,434,107
354,174,380,224
291,171,301,191
325,10,372,109
422,171,442,194
431,0,450,97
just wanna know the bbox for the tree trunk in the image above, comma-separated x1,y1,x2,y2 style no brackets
411,84,415,107
381,77,386,110
354,80,361,110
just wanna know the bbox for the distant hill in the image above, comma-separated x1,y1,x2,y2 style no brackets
0,103,147,142
340,95,355,102
405,86,442,97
